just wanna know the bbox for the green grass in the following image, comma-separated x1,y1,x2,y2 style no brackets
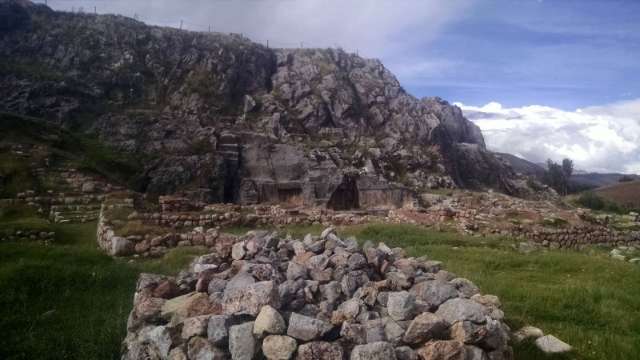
328,224,640,360
2,219,639,359
0,112,143,195
277,223,640,359
0,221,207,360
0,205,52,237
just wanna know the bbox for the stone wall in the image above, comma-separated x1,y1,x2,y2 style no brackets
512,226,640,249
96,198,136,256
0,229,55,243
131,204,384,230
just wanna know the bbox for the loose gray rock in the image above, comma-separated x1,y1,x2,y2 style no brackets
395,346,418,360
229,322,256,360
181,315,210,340
411,280,458,310
450,278,480,298
512,326,543,342
535,335,572,354
387,291,416,321
254,305,286,337
188,336,226,360
262,335,297,360
223,279,280,316
435,298,488,324
122,230,513,360
350,341,397,360
295,341,344,360
208,315,230,345
402,312,449,344
287,313,332,341
416,340,465,360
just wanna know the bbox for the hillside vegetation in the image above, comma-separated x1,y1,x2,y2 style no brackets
594,180,640,211
0,112,142,197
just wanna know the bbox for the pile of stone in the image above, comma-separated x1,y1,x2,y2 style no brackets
0,229,55,243
122,228,513,359
610,246,640,264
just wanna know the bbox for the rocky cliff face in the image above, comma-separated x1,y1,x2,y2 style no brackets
0,0,539,207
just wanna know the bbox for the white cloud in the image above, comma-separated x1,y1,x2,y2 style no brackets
456,99,640,174
50,0,472,59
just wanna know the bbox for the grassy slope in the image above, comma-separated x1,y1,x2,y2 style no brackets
0,112,142,197
595,180,640,210
0,221,207,360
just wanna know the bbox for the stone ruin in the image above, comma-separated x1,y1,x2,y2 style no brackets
214,132,416,211
122,228,513,360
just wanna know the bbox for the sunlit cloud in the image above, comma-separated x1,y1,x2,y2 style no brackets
457,99,640,174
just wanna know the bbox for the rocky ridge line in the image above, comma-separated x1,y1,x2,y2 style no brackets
0,0,545,202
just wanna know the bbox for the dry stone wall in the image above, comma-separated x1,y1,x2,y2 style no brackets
0,228,55,243
122,229,513,360
131,204,382,230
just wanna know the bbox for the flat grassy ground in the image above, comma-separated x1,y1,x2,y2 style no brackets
1,221,639,359
0,221,207,360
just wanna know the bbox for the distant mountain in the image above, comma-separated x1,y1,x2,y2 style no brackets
571,173,639,190
496,152,639,191
495,153,546,180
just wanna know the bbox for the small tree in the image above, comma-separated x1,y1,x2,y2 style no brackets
562,158,574,179
544,158,573,195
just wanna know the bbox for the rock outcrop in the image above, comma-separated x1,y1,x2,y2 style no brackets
0,0,540,208
122,229,513,359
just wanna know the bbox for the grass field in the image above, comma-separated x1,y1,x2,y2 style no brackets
331,224,640,360
0,221,207,360
1,221,639,359
595,180,640,211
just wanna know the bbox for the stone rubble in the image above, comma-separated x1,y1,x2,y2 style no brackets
96,190,640,260
122,228,513,359
535,335,573,354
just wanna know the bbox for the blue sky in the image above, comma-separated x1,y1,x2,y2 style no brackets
391,0,640,110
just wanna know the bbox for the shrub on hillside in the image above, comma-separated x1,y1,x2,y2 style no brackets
577,192,625,214
577,192,605,210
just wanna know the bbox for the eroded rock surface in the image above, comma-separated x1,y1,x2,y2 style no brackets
0,0,540,204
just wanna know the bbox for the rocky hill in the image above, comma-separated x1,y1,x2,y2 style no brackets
0,0,540,209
